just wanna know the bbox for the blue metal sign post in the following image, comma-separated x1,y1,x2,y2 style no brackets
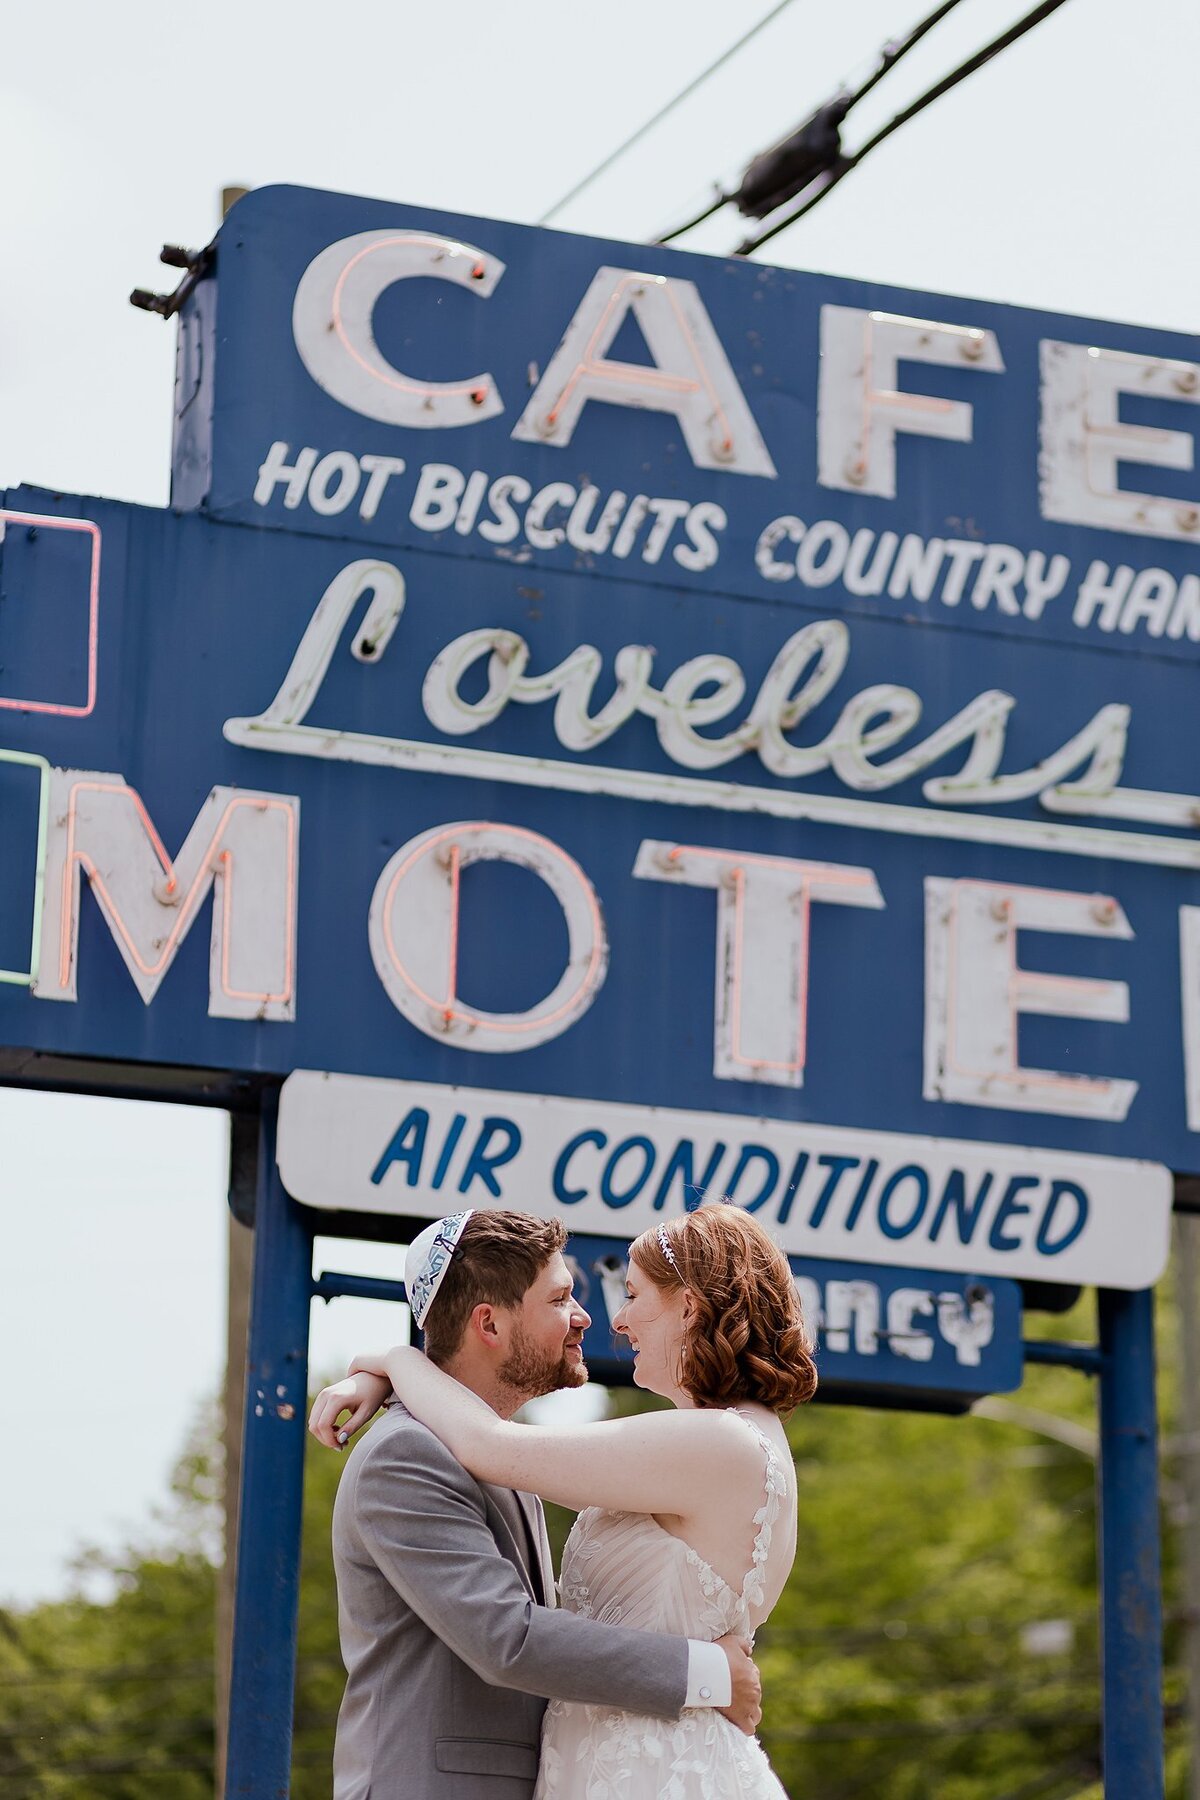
226,1097,312,1796
1097,1285,1164,1792
1,181,1192,1791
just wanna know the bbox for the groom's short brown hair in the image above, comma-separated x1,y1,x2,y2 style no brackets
421,1209,567,1364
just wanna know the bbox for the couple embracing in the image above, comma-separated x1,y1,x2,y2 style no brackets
309,1202,816,1797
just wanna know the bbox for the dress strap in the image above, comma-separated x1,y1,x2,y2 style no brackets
731,1411,789,1611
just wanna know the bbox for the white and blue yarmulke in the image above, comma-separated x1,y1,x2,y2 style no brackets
405,1211,475,1329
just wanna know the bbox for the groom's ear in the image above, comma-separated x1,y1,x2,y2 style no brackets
467,1301,505,1350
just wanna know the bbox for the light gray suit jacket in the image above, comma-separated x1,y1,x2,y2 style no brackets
332,1403,690,1799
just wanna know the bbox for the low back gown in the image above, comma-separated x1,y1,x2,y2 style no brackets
535,1414,792,1799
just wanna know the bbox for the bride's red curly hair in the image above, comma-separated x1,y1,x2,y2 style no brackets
629,1207,817,1414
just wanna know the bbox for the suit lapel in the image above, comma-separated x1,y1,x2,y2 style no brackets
528,1494,557,1610
482,1482,542,1604
512,1490,556,1610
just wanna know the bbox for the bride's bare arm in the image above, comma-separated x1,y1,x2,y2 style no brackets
346,1345,763,1517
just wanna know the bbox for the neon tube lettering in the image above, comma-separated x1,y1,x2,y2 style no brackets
0,509,101,717
633,840,884,1089
292,230,505,428
1040,340,1200,543
513,267,776,477
368,821,608,1052
35,771,299,1020
923,876,1137,1120
818,307,1004,499
226,561,1200,867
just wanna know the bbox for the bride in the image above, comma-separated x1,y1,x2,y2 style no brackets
316,1206,815,1798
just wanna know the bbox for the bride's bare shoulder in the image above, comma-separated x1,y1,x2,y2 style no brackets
651,1406,770,1463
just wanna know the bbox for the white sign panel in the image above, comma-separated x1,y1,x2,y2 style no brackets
277,1071,1171,1290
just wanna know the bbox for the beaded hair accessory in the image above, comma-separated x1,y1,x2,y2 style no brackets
657,1223,681,1273
405,1211,475,1328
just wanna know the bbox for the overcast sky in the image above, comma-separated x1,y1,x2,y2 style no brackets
1,0,1197,1605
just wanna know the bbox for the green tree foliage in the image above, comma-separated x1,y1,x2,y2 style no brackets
0,1294,1191,1798
0,1407,221,1797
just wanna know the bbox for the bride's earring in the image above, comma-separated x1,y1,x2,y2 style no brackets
673,1290,696,1390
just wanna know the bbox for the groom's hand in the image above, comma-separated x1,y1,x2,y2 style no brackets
715,1635,762,1736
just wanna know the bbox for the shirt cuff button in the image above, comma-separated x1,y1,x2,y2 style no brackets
699,1686,712,1701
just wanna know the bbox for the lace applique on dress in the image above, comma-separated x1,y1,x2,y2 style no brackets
535,1415,792,1800
558,1507,600,1619
733,1413,789,1622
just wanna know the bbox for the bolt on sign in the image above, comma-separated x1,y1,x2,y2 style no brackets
3,184,1198,1304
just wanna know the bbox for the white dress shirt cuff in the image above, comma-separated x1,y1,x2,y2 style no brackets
684,1640,731,1708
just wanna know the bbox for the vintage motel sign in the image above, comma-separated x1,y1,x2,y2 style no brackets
3,185,1199,1301
3,185,1177,1799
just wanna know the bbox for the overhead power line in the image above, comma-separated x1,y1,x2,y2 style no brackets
656,0,968,243
733,0,1078,255
536,0,801,226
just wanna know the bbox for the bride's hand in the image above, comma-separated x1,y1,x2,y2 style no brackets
308,1372,390,1448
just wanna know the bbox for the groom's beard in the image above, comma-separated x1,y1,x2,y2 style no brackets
499,1323,588,1401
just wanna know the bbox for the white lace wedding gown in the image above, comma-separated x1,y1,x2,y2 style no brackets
535,1414,791,1799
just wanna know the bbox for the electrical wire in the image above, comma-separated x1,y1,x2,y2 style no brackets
654,187,730,246
656,0,969,243
848,0,970,110
536,0,802,226
735,0,1078,255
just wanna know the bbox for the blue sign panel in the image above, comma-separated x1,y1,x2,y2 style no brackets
1,185,1197,1288
564,1233,1022,1410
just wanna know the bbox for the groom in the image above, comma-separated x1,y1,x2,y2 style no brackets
318,1207,761,1799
